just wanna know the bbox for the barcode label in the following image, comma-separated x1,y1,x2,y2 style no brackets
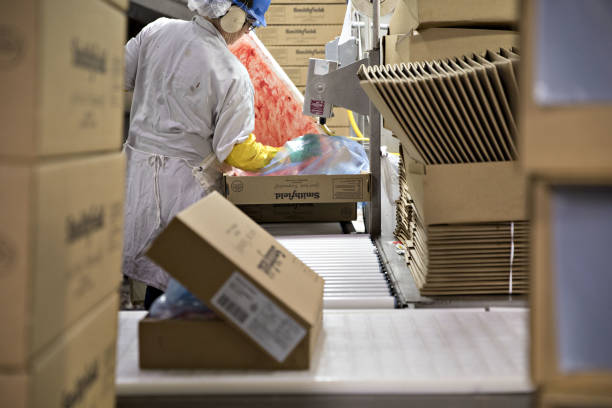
211,272,307,363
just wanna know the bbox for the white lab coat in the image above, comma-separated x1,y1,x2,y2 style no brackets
123,16,254,290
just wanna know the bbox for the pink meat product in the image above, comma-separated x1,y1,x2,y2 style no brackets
230,34,321,147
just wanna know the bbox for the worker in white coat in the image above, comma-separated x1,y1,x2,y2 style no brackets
123,0,276,309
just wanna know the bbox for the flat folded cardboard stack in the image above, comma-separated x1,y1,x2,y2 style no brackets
141,192,325,370
360,48,520,165
396,150,528,296
520,0,612,404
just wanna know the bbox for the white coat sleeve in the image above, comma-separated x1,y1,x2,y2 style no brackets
124,34,141,91
212,75,255,162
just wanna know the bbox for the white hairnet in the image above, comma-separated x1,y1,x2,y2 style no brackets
187,0,233,19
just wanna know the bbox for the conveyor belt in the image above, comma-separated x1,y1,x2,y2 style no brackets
116,309,533,407
275,235,396,309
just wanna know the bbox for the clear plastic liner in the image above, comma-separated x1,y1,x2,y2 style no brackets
235,134,369,176
149,278,216,320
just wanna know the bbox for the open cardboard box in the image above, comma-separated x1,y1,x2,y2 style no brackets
531,179,612,398
140,192,325,370
238,202,357,223
224,173,371,205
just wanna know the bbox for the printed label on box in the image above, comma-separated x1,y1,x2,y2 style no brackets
332,178,363,200
211,272,306,363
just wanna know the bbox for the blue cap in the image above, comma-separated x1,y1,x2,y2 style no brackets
231,0,271,27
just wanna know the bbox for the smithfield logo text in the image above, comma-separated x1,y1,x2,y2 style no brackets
66,206,105,243
275,191,320,201
72,39,106,73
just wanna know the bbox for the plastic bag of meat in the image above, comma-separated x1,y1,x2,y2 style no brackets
229,33,321,147
149,278,216,320
234,134,369,176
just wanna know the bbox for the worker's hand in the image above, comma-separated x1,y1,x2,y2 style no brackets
225,134,280,171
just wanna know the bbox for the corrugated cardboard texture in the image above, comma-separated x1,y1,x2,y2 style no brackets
519,0,612,176
146,192,324,364
268,46,326,66
424,161,527,224
0,0,125,158
139,306,322,370
225,174,371,204
0,153,125,369
266,4,346,25
389,0,519,34
0,295,118,408
384,29,519,65
257,25,342,45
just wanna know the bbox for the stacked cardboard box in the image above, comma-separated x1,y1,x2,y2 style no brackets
257,2,349,134
0,0,126,406
520,0,612,405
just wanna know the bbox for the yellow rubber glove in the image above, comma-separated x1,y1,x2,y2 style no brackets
225,134,280,171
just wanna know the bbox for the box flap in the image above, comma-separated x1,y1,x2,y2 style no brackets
147,192,324,361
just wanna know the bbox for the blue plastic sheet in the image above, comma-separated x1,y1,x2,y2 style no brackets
149,278,216,320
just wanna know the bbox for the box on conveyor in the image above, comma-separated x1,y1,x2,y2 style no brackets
384,28,519,65
389,0,519,35
224,173,371,205
267,46,327,66
531,179,612,400
239,202,357,223
265,4,346,25
141,192,324,370
0,294,119,408
0,0,126,159
0,153,125,369
519,0,612,177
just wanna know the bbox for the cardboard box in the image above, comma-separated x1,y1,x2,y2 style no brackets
389,0,519,35
519,0,612,177
402,153,527,225
257,25,342,45
326,107,350,127
102,0,128,10
540,391,612,408
0,152,125,369
268,46,327,66
0,0,126,159
531,180,612,397
0,295,118,408
224,173,371,205
238,202,357,223
283,66,310,86
266,4,346,25
384,28,519,65
142,192,324,369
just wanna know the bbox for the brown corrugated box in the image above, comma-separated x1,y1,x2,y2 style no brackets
531,180,612,400
403,154,527,225
142,192,324,369
224,173,371,205
283,66,310,86
0,152,125,369
519,0,612,177
257,25,341,45
239,202,357,223
102,0,128,10
0,0,126,159
384,28,519,65
266,4,346,25
268,46,327,66
0,295,119,408
389,0,519,35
